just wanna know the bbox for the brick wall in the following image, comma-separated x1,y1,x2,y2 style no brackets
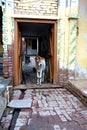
2,1,14,78
7,45,13,77
3,45,13,78
14,0,58,16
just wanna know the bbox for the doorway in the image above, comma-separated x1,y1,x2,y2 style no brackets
13,19,57,86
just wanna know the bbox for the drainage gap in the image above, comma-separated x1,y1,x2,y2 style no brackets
9,109,20,130
9,90,25,130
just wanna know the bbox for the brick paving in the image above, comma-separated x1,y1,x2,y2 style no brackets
1,88,87,130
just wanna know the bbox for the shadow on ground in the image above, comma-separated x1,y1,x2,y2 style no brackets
20,116,82,130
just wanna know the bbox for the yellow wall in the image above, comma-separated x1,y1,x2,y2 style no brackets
77,0,87,68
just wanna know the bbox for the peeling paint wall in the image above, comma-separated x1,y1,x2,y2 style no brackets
58,0,79,85
58,0,87,85
2,0,14,77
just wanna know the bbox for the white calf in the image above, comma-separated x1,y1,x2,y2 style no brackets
35,56,46,85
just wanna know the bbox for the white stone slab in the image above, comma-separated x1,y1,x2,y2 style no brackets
82,90,87,97
0,84,5,89
7,99,32,108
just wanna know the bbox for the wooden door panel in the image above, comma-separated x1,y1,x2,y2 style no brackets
13,20,19,85
48,26,54,83
48,23,57,84
18,32,22,83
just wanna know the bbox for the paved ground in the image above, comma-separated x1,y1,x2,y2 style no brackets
1,88,87,130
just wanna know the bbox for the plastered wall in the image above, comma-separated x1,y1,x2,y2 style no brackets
76,0,87,78
58,0,87,85
57,0,79,85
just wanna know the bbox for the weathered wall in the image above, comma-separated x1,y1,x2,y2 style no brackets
2,0,14,78
2,0,58,79
57,0,79,85
3,0,87,85
76,0,87,79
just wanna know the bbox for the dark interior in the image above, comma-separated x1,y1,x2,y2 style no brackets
19,22,52,37
19,22,53,85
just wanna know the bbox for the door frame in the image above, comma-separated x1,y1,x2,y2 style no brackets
13,18,57,86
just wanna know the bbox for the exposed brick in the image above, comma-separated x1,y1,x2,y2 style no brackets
14,0,58,16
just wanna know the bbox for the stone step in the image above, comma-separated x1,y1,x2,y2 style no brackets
67,80,87,106
0,78,12,119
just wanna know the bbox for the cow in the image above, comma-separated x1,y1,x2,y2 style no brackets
35,55,46,85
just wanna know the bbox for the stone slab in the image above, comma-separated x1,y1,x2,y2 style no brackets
0,78,12,86
7,99,32,108
0,84,6,95
0,97,6,119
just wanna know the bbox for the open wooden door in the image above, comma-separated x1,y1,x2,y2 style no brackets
14,20,22,86
18,32,22,83
48,26,53,83
53,22,57,84
48,23,57,84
